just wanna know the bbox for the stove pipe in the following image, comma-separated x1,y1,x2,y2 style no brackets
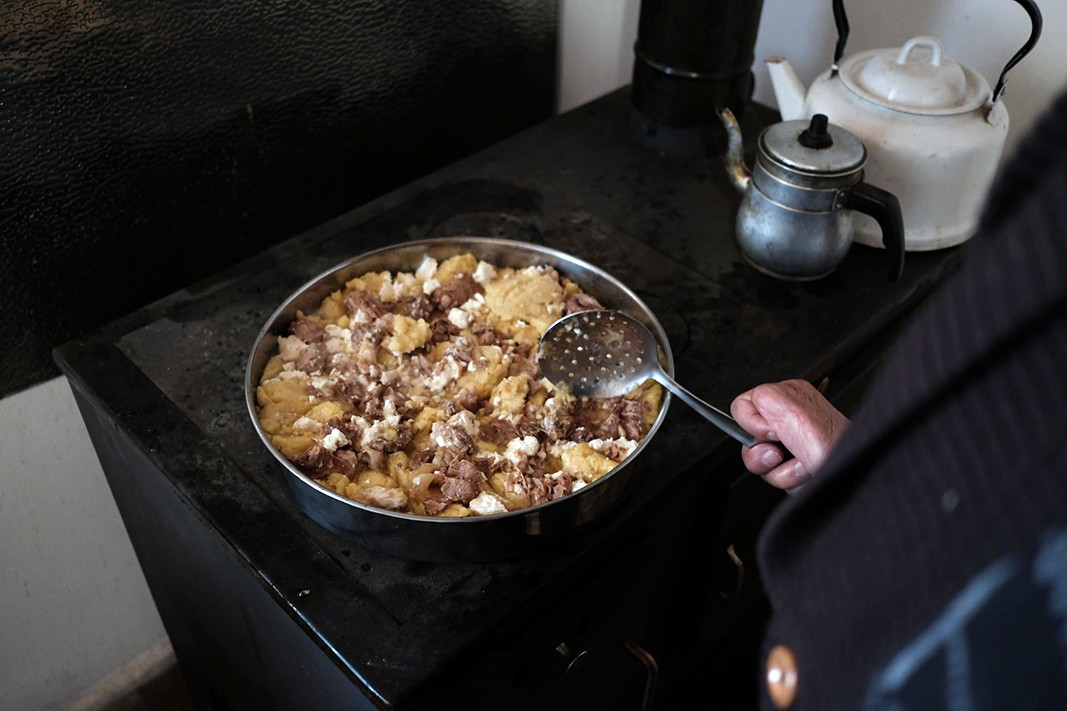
629,0,765,157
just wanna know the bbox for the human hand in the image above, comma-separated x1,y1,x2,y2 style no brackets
730,379,850,492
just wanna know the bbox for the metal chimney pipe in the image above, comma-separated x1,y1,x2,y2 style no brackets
629,0,765,157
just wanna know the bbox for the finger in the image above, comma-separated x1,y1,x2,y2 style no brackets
760,457,812,492
741,442,786,475
750,383,821,463
730,392,777,441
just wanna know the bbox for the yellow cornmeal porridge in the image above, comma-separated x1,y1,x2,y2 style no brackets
255,253,662,517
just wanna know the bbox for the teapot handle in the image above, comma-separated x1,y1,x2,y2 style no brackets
843,182,905,282
830,0,1041,104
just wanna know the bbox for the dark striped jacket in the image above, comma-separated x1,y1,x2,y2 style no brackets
757,88,1067,710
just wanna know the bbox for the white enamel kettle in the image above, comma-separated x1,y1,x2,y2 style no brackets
766,0,1042,251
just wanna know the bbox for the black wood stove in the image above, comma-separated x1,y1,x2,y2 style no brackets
56,89,964,710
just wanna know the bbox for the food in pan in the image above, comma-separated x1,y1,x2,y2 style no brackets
255,253,663,517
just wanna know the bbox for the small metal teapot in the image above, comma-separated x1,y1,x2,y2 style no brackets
719,108,904,281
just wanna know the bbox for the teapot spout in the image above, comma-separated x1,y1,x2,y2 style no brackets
718,108,750,194
765,57,806,121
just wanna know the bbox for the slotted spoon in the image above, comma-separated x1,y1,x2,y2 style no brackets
537,309,758,447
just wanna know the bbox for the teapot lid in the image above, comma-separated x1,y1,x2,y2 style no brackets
760,114,866,184
839,37,992,115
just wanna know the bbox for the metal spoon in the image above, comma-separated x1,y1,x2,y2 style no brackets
536,309,758,447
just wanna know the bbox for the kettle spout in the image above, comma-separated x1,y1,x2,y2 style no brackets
718,108,750,193
765,56,806,121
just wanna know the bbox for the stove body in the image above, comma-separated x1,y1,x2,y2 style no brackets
57,89,964,710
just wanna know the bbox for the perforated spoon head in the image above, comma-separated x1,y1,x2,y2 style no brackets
536,310,660,398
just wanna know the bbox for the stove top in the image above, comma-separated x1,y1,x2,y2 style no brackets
57,89,964,709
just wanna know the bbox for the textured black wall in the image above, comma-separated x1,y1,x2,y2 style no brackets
1,0,557,398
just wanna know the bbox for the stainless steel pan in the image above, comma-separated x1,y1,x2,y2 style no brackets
245,237,674,562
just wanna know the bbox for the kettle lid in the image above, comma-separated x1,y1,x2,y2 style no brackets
760,115,866,181
840,37,992,115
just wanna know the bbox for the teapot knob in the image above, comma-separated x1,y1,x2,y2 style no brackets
798,114,834,149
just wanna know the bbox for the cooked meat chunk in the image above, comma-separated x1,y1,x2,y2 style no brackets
399,294,433,320
548,475,572,500
621,400,646,439
294,444,332,475
423,497,450,516
471,321,499,346
447,458,483,482
295,345,326,374
455,388,480,412
290,319,326,343
568,426,595,443
563,292,604,315
345,290,389,319
441,476,480,503
481,418,517,444
332,449,360,477
430,273,479,310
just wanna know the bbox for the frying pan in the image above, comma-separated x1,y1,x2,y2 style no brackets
245,238,674,562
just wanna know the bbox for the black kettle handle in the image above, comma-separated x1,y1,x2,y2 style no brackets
830,0,1041,103
844,182,905,282
992,0,1042,104
831,0,849,69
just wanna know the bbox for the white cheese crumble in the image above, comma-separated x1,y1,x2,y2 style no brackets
447,308,470,330
278,335,308,361
415,257,438,282
276,370,310,381
309,376,336,395
321,428,350,452
293,416,319,431
426,357,461,392
548,441,579,457
573,479,588,492
514,319,528,329
469,492,508,516
360,414,399,448
459,293,486,315
448,410,480,436
422,278,441,295
504,435,540,465
324,324,352,343
378,275,396,302
472,261,497,285
587,437,638,458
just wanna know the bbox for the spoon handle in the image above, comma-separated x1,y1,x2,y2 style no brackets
652,370,757,447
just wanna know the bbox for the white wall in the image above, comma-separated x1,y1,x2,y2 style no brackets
559,0,1067,152
4,3,1065,709
0,379,169,711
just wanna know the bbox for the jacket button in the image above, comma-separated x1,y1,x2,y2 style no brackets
766,644,798,709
